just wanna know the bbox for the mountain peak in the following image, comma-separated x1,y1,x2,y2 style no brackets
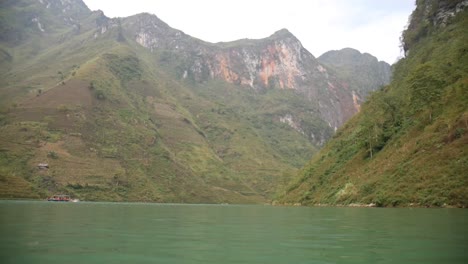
37,0,90,19
128,12,171,29
321,48,365,57
269,28,297,40
319,48,389,64
317,47,391,100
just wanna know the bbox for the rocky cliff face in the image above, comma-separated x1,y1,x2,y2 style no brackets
402,0,468,54
123,14,366,130
427,0,468,26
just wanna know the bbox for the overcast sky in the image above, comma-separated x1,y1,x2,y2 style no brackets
83,0,415,64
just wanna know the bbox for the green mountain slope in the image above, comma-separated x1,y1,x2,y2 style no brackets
280,0,468,207
0,0,314,202
0,0,390,203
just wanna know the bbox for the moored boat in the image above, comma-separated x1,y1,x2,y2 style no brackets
47,194,73,202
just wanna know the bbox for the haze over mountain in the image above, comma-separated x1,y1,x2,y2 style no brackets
0,0,391,202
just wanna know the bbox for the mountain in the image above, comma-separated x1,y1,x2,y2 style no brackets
279,0,468,207
0,0,389,202
318,48,391,99
123,14,367,131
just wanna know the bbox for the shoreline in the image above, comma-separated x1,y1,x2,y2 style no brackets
272,201,466,208
1,198,465,208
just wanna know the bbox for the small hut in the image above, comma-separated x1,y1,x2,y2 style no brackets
37,163,49,169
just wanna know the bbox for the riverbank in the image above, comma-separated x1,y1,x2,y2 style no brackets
271,200,466,208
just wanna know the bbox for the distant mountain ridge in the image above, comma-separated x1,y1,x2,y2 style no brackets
0,0,391,202
319,48,391,98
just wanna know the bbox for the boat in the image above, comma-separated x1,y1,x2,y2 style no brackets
47,194,79,202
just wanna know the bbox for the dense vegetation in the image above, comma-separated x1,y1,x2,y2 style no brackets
0,43,318,202
280,3,468,207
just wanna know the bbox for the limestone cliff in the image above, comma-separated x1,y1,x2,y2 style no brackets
124,13,369,130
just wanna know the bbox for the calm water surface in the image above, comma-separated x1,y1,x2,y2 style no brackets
0,201,467,263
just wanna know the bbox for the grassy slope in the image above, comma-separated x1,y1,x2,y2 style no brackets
0,9,319,202
280,10,468,207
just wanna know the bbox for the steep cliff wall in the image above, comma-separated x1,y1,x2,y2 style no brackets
124,14,368,130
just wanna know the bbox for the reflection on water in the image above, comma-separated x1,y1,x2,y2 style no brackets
0,201,467,264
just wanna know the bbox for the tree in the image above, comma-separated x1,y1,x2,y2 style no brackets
358,89,402,159
408,63,446,122
359,92,386,159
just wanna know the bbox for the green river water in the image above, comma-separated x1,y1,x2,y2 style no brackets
0,201,467,263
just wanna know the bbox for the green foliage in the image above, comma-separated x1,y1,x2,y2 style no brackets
407,63,446,121
47,151,58,159
104,53,142,82
281,7,468,207
94,89,106,100
401,0,465,53
358,89,404,158
401,1,431,53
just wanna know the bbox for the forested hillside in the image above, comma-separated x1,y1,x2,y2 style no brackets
280,0,468,207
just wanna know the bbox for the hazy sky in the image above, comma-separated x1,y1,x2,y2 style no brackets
83,0,415,64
